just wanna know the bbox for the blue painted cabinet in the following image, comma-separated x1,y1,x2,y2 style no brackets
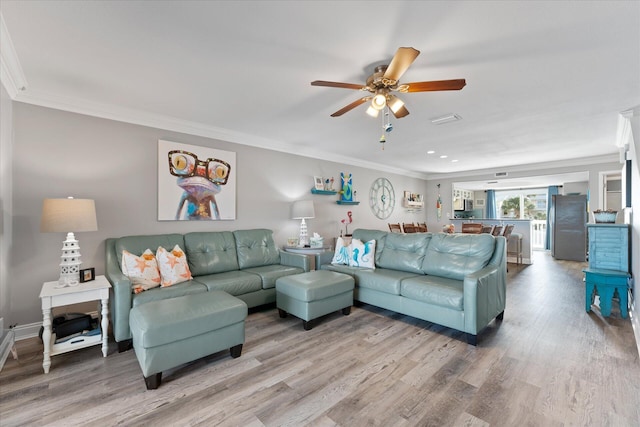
587,224,630,272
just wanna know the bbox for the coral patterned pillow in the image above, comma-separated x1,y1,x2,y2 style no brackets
121,249,162,294
156,244,193,287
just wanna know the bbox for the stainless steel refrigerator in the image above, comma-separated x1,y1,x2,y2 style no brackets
549,194,587,261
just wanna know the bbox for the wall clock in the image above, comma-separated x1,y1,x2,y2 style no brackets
369,177,395,219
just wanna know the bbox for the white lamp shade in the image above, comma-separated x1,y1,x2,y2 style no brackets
41,198,98,233
291,200,315,219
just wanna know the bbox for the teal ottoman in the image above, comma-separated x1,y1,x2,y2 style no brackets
276,270,354,330
129,290,247,390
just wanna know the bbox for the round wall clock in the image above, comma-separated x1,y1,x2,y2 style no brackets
369,177,395,219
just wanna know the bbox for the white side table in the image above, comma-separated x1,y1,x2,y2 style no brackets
39,275,111,373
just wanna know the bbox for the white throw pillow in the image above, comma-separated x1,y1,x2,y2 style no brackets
348,239,376,269
156,244,193,287
121,249,162,294
331,237,351,265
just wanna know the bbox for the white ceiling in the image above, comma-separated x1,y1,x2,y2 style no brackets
1,1,639,180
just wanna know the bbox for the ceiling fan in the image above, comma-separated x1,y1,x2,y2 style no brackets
311,47,466,119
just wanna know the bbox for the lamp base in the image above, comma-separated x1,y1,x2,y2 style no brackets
59,232,81,287
298,218,309,247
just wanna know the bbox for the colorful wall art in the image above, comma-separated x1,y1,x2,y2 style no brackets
158,140,236,220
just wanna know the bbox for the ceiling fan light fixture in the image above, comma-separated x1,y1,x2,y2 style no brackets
366,105,380,117
371,93,386,111
388,96,405,114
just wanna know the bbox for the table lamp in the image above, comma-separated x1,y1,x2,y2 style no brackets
40,197,98,286
291,200,315,247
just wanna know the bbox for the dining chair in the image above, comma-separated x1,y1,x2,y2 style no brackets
388,223,402,233
491,225,504,236
461,223,483,234
416,222,428,232
403,223,417,233
481,225,494,234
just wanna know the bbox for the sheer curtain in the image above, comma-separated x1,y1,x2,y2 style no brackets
545,186,559,250
486,190,497,219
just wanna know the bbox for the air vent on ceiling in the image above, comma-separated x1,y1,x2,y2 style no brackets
495,172,508,177
430,114,462,125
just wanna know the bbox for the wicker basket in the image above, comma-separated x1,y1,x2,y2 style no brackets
592,211,617,223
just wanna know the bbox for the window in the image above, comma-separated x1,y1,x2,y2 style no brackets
495,188,547,220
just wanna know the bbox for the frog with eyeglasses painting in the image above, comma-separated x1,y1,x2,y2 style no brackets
167,150,231,220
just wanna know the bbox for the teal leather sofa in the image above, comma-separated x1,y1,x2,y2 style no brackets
317,229,506,345
105,229,309,351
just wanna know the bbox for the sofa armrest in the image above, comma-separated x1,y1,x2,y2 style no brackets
279,251,310,272
462,263,507,335
316,251,334,268
105,239,133,342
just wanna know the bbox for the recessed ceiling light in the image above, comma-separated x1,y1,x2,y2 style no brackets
427,150,435,154
440,155,448,159
451,159,458,162
430,114,462,125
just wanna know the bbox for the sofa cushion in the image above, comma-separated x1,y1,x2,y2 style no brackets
184,231,239,276
132,280,208,307
242,264,305,289
401,276,464,310
192,270,262,295
377,233,431,274
352,229,387,264
422,233,495,280
115,234,185,271
354,269,421,295
234,229,280,269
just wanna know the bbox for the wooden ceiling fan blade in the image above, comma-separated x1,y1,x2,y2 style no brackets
383,47,420,83
311,80,365,90
330,97,370,117
391,105,410,118
404,79,466,93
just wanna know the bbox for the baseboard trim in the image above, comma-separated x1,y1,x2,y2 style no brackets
14,310,100,341
630,300,640,358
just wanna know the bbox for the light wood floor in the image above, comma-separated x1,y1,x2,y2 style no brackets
1,252,639,426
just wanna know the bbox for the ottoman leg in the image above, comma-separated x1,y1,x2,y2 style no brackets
230,344,243,359
278,308,288,318
342,306,351,315
303,320,312,331
145,372,162,390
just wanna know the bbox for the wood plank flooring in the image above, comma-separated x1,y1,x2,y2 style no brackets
1,252,639,426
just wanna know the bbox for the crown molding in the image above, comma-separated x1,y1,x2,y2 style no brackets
13,88,429,181
0,13,27,98
423,153,620,181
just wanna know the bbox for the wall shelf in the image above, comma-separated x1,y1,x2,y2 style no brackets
336,201,359,205
311,188,337,195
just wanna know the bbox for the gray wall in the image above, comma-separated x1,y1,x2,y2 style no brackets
5,102,428,327
1,84,13,325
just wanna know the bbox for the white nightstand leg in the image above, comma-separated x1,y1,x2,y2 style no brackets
100,298,109,357
42,308,52,373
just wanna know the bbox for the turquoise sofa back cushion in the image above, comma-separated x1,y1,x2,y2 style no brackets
377,232,432,274
233,229,280,269
114,234,185,271
422,233,495,280
352,228,388,264
184,231,239,276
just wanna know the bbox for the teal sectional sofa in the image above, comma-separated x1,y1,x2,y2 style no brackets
105,229,309,351
317,229,507,345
